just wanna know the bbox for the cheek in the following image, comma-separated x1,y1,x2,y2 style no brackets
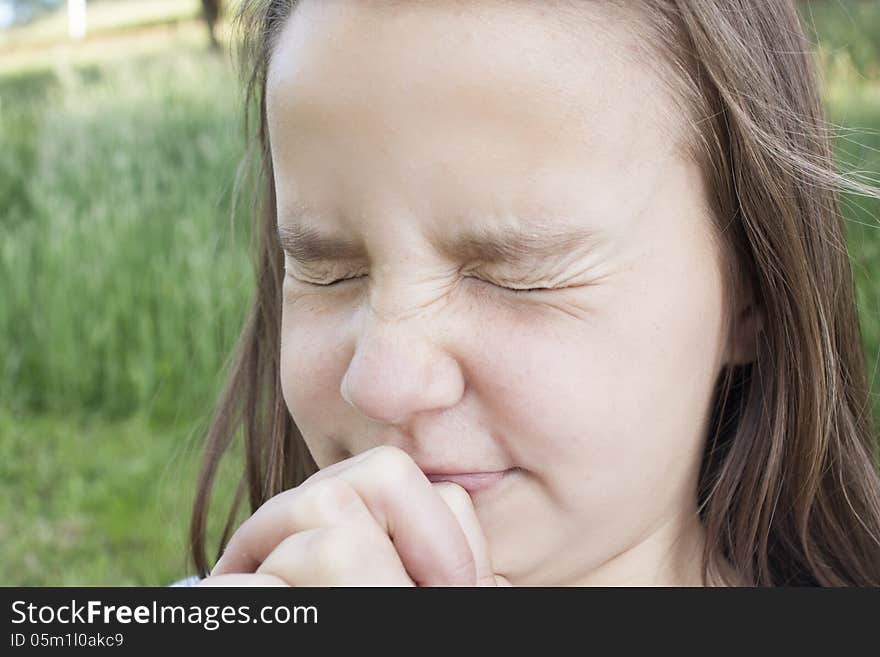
279,291,353,465
481,226,727,508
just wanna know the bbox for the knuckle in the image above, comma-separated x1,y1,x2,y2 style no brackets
302,477,362,519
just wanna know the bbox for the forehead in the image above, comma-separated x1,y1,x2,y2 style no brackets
265,0,686,235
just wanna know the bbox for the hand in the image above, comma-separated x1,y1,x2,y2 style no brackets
197,445,511,586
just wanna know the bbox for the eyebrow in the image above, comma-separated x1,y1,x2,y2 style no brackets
276,212,596,266
277,222,364,264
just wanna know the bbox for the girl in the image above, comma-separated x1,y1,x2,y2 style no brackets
187,0,880,586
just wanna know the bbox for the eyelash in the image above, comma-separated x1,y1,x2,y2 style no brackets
470,277,551,295
287,272,550,294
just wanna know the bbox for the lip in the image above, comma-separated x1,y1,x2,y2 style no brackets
424,469,515,494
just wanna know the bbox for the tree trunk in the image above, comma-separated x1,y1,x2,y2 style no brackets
201,0,222,51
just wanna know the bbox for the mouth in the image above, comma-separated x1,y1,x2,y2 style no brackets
423,468,517,494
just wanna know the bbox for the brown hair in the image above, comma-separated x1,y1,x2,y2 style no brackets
189,0,880,585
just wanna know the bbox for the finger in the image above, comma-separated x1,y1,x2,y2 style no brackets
432,482,496,587
256,526,415,586
211,476,378,575
214,446,476,587
196,573,289,587
329,447,476,586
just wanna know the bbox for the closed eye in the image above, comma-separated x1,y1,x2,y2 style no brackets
286,272,553,294
290,273,367,287
472,277,553,294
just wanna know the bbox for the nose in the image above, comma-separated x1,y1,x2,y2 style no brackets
340,319,465,425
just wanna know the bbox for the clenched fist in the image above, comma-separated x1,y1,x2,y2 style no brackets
198,445,511,587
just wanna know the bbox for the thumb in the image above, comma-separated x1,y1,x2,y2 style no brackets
432,482,498,586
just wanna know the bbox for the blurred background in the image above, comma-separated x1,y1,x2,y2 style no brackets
0,0,878,585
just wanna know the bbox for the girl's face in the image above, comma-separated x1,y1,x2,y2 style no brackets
268,0,741,585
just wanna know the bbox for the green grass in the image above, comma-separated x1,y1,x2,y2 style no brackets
0,5,879,585
829,88,880,420
0,42,253,422
0,409,242,585
0,29,251,584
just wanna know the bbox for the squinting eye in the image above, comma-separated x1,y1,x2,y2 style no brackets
287,272,367,287
473,277,552,294
498,284,550,294
286,272,551,294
